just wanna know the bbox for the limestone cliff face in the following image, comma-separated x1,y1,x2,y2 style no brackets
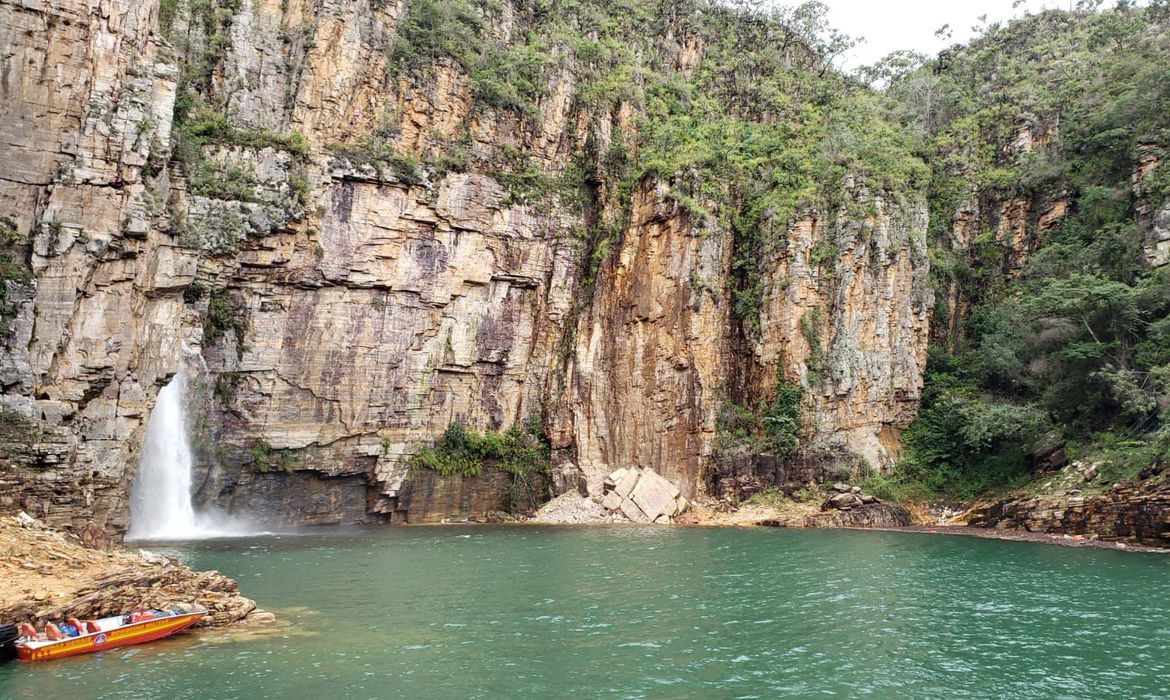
0,0,194,531
563,181,932,495
754,190,932,470
561,180,730,497
0,0,936,532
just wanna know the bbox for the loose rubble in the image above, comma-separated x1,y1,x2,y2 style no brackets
0,513,268,628
530,468,691,524
530,492,617,524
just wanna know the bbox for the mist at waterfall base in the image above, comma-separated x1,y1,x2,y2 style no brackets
126,373,264,541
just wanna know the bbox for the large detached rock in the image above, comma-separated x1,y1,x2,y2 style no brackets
600,468,689,523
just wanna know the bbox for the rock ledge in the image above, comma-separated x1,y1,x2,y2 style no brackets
0,514,266,628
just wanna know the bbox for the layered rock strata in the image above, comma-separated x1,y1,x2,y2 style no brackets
964,482,1170,548
0,0,194,533
772,503,913,529
0,515,263,627
0,0,935,532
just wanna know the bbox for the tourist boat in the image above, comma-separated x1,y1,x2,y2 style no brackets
15,607,207,662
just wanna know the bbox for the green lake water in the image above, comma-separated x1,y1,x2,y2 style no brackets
2,526,1170,699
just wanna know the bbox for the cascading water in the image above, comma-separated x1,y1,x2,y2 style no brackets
127,373,200,540
127,371,269,540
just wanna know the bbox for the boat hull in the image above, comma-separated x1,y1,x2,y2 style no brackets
17,611,205,662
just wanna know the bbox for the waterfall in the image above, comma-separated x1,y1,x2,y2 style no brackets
127,373,199,540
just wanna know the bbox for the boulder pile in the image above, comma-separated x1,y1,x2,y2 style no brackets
600,468,689,523
530,491,616,524
759,482,914,528
820,482,882,511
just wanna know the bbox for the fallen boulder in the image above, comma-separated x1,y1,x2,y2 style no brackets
601,468,689,523
822,492,866,511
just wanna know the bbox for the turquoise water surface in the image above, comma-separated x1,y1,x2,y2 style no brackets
2,526,1169,698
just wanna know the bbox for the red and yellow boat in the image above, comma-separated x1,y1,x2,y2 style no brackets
15,608,207,662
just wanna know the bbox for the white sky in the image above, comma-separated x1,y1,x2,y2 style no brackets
823,0,1062,68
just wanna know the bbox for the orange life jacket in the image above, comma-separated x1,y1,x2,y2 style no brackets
129,611,155,624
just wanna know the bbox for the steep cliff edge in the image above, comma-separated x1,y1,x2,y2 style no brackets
0,0,932,532
0,0,194,532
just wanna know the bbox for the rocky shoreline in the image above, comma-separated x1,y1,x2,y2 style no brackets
530,500,1168,552
853,525,1170,553
0,514,270,630
526,471,1170,553
961,483,1170,549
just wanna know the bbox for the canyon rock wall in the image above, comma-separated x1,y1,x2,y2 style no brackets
755,192,932,470
0,0,196,532
0,0,936,532
562,180,730,497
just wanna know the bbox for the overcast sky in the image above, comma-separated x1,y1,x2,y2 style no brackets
823,0,1059,68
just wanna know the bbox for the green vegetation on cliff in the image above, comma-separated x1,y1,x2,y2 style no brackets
0,216,30,337
156,0,1169,504
876,3,1170,500
411,417,551,478
387,0,925,337
716,368,804,457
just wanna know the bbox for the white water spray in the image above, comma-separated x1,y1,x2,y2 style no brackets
128,374,200,540
127,373,260,540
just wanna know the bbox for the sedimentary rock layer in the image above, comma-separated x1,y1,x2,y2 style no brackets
0,515,261,627
965,483,1170,547
0,0,934,531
